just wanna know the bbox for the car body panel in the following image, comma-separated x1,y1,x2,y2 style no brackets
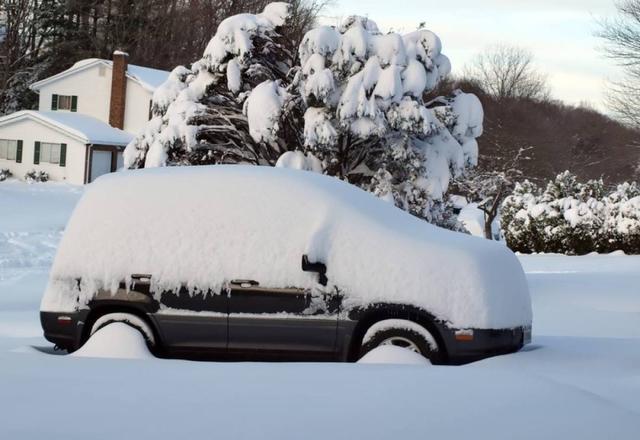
41,291,527,364
227,283,339,357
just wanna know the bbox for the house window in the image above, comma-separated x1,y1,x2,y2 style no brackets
40,142,62,164
51,94,77,112
34,141,66,167
0,139,18,161
57,95,72,110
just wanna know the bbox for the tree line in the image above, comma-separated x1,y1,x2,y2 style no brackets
0,0,323,114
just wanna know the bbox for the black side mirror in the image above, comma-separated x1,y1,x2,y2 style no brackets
301,255,328,286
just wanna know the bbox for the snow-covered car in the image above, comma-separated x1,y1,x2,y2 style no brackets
41,166,532,364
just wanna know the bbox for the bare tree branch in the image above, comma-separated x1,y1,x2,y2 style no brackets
464,44,550,101
598,0,640,127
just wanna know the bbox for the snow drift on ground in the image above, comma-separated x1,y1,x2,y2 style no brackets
78,325,429,364
358,346,431,365
71,323,154,360
1,182,640,439
42,166,531,330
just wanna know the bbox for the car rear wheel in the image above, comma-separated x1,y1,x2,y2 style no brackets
89,312,157,349
360,319,440,361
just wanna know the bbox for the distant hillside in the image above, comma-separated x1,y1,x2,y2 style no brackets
437,79,640,185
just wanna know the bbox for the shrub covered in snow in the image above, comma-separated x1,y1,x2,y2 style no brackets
0,168,12,182
24,170,49,183
124,2,483,228
502,171,640,254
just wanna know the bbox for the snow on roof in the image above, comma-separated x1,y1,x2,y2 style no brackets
42,165,532,329
0,111,133,146
30,58,170,92
126,64,170,91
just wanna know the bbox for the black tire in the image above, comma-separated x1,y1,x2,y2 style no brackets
360,322,440,362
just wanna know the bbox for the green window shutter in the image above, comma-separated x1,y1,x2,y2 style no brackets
59,143,67,167
51,94,58,111
16,140,23,163
34,141,40,164
71,96,78,112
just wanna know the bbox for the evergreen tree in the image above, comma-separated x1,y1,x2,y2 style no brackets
124,3,296,168
125,3,484,229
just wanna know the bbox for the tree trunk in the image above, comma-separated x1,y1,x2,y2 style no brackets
483,183,505,240
484,212,494,240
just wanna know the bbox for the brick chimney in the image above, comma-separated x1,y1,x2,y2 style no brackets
109,51,128,129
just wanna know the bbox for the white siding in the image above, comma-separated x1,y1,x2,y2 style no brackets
37,63,154,135
0,119,86,185
123,80,153,134
38,64,112,124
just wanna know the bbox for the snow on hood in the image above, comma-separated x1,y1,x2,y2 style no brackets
42,166,531,329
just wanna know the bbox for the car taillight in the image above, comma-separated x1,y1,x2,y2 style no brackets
57,316,73,325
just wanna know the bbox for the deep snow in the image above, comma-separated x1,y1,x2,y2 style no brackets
71,322,155,360
357,345,432,365
1,181,639,439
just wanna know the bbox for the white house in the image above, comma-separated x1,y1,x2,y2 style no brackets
0,52,169,184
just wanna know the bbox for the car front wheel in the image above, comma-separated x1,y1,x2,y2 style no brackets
360,319,440,361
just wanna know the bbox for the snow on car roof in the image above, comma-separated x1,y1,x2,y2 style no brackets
42,166,531,329
0,111,133,146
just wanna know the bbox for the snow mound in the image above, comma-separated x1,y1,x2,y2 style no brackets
358,345,431,366
275,151,322,172
43,166,531,330
71,323,154,360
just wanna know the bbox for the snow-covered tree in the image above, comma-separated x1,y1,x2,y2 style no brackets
289,18,483,223
125,3,484,226
124,2,297,168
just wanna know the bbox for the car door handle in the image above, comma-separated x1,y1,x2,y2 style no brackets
230,279,259,287
131,274,151,283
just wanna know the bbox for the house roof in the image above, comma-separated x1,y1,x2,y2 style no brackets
30,58,170,93
0,111,134,146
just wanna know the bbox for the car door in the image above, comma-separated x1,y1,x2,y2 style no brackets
227,279,340,360
152,283,228,353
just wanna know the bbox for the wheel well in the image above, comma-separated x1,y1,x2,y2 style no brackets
347,305,448,363
81,304,161,348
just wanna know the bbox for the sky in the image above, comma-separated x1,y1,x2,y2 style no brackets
323,0,621,109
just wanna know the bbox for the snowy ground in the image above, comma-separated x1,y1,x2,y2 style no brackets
1,181,639,439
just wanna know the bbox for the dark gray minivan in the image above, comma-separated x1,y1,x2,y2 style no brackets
41,166,532,364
